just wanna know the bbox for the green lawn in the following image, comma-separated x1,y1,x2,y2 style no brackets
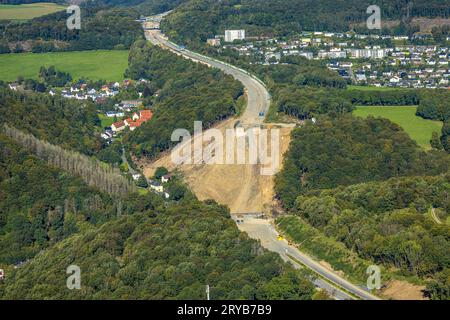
354,106,443,149
99,114,114,128
0,50,129,82
0,3,66,20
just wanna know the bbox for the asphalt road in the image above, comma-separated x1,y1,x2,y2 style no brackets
144,15,380,301
144,29,270,127
234,215,381,300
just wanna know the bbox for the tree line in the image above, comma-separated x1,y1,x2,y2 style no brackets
0,5,144,53
3,124,137,196
162,0,450,46
416,90,450,152
275,115,449,208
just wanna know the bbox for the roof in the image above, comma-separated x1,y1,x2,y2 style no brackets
112,121,125,128
140,110,153,120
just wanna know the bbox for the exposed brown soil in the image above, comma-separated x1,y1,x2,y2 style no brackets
381,280,428,300
142,119,293,214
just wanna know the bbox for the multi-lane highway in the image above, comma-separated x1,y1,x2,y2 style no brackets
144,14,381,301
234,215,381,300
144,29,270,127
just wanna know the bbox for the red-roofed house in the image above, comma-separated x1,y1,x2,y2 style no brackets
129,122,139,131
122,109,153,131
111,121,126,132
140,110,153,120
124,118,133,126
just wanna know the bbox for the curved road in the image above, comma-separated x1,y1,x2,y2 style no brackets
234,215,381,300
144,14,380,301
145,29,270,127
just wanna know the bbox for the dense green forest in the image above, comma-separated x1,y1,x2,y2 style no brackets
209,55,353,120
0,133,146,265
280,174,450,299
274,114,449,299
123,40,243,159
275,115,449,208
0,85,102,155
163,0,450,46
0,133,316,299
0,5,144,53
100,0,188,15
416,90,450,152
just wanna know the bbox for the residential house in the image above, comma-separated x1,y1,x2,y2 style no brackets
9,83,19,91
132,173,142,181
106,111,124,118
161,174,172,183
132,112,140,121
111,121,126,132
140,110,153,120
149,180,164,193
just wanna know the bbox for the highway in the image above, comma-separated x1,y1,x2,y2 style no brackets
144,29,270,127
144,14,381,301
234,215,381,300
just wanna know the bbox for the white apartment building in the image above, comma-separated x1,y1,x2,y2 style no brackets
225,30,246,42
318,48,347,59
348,49,387,59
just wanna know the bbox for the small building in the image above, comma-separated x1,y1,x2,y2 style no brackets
111,121,126,132
207,38,221,46
132,112,140,121
121,100,142,109
8,83,19,91
124,118,134,126
0,269,4,280
129,122,139,131
149,180,164,193
106,111,125,118
161,174,172,183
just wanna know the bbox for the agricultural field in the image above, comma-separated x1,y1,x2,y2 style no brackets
0,2,66,20
0,50,129,82
353,106,443,149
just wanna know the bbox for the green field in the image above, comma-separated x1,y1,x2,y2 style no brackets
0,50,129,82
354,106,443,149
0,2,66,20
98,114,115,128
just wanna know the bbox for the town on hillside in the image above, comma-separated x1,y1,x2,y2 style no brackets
207,30,450,89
